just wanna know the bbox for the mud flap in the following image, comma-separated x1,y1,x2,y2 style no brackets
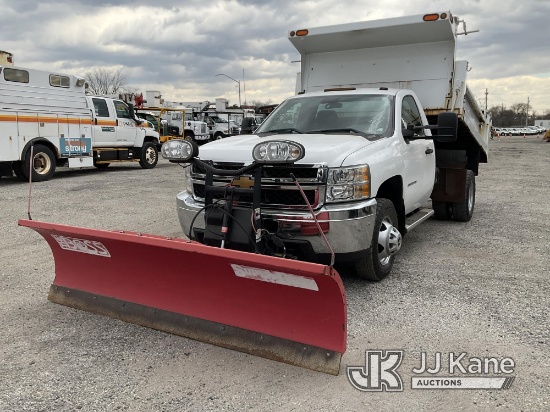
19,219,347,375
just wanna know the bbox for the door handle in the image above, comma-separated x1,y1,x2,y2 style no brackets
425,148,434,155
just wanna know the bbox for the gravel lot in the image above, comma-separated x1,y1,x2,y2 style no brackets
1,136,548,411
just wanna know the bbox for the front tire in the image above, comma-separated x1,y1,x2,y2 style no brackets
354,198,402,281
139,142,158,169
18,144,56,182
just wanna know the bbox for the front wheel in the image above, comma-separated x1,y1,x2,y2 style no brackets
17,144,56,182
139,142,158,169
214,132,224,140
354,198,402,281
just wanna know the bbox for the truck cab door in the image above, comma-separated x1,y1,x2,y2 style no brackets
91,97,116,147
113,100,139,147
400,95,435,212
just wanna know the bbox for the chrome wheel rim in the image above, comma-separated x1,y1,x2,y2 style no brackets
377,217,402,266
145,146,157,165
33,152,51,175
467,181,474,214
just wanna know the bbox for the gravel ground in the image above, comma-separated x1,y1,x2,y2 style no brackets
1,136,548,411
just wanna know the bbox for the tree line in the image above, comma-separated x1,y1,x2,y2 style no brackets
488,103,550,127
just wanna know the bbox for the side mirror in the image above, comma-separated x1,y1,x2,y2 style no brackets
127,103,138,122
435,112,458,143
402,126,415,138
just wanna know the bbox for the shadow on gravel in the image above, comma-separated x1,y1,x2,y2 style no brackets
0,162,176,185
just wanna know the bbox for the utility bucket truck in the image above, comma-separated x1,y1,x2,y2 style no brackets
0,65,161,181
20,11,489,375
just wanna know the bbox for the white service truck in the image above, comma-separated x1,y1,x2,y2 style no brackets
0,65,160,181
202,114,241,140
167,12,490,281
162,110,210,144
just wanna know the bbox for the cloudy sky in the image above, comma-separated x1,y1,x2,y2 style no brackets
2,0,550,114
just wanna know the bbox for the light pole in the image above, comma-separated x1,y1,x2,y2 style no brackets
215,73,241,107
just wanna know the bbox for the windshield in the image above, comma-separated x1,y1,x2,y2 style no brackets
256,94,394,138
209,116,228,124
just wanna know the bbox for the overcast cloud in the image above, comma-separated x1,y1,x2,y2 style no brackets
2,0,550,113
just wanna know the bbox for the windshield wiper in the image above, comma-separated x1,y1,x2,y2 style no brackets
258,128,304,135
308,128,368,137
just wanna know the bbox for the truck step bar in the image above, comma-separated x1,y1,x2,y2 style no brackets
405,208,435,232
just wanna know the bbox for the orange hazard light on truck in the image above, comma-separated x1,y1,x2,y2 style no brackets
290,29,309,37
423,12,448,21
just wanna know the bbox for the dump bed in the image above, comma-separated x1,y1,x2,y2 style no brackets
289,12,489,159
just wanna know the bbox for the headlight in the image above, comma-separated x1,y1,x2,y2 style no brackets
161,139,198,162
326,165,370,202
252,140,305,163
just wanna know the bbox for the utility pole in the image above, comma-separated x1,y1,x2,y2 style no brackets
485,88,488,113
215,73,241,107
243,69,247,106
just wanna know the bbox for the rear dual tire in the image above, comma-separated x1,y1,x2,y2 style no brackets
14,144,56,182
432,170,475,222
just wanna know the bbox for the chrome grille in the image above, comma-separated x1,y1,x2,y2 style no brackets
191,163,323,182
193,183,318,207
191,163,326,208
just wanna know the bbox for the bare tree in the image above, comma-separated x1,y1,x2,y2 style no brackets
249,99,273,109
84,68,127,95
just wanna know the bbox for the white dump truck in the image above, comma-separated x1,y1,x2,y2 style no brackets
0,65,160,181
166,12,490,281
21,12,490,375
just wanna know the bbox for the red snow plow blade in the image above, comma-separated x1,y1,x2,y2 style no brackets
19,219,347,375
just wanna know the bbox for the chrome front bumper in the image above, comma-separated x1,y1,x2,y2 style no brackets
176,190,377,255
194,134,210,141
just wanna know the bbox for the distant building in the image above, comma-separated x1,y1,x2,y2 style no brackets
535,119,550,129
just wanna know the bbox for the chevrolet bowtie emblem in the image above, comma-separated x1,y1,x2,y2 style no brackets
230,176,255,188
